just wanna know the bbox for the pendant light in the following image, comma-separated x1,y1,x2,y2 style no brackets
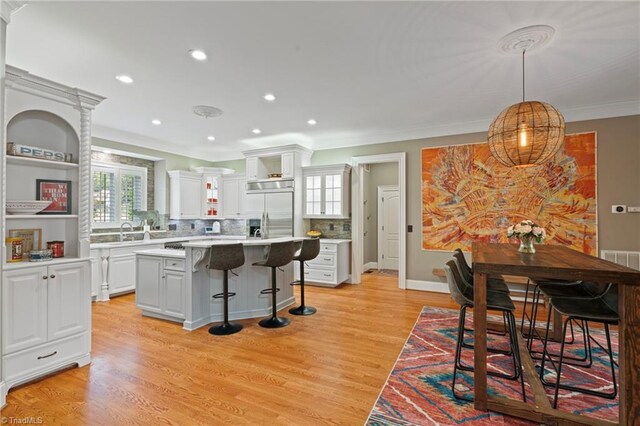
487,26,565,168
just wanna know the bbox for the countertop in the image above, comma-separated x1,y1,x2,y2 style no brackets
319,239,351,244
182,237,305,248
91,235,246,249
134,248,186,258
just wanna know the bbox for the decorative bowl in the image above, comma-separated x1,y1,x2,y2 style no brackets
6,200,52,215
306,230,322,238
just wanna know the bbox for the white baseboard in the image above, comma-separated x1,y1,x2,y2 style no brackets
0,380,7,408
406,279,449,293
363,262,378,271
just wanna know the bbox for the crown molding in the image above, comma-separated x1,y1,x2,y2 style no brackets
1,0,26,24
242,144,314,159
5,65,106,109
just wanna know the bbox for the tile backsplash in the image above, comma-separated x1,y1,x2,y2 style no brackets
90,218,246,243
308,219,351,239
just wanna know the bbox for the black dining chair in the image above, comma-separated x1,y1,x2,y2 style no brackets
453,249,511,293
444,260,526,403
538,283,618,408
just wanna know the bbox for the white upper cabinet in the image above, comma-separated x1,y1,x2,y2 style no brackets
302,164,352,219
168,167,234,220
242,144,312,182
221,174,246,218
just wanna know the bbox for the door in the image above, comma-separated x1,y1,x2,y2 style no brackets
48,262,89,340
2,267,48,353
136,256,163,313
180,175,202,218
222,178,241,217
163,270,186,319
108,255,137,294
265,192,293,237
378,186,400,270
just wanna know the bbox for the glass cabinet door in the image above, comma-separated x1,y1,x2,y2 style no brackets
324,174,342,216
204,175,219,217
305,175,322,215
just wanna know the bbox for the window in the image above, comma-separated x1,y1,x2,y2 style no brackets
92,162,147,228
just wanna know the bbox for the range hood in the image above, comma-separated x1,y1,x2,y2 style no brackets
246,178,294,193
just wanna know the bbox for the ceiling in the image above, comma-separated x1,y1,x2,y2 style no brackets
6,1,640,161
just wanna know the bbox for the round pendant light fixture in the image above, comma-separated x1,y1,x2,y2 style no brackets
488,25,565,167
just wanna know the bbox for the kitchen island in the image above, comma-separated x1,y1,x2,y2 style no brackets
135,237,304,331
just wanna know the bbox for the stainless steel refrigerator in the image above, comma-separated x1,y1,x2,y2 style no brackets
245,179,294,238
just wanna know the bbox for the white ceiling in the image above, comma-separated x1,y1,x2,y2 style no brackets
6,1,640,161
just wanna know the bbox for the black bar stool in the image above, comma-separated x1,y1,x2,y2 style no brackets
207,243,245,336
289,238,320,315
252,240,296,328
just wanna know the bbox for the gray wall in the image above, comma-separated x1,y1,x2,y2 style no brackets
309,115,640,282
363,162,398,264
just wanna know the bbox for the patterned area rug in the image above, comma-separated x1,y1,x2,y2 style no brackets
367,307,619,425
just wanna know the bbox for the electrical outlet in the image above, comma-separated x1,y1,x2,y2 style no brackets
329,223,335,231
628,206,640,213
168,224,177,231
191,223,196,229
407,225,413,233
343,223,351,231
612,205,627,214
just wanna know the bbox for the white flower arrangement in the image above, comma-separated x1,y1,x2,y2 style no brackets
507,219,546,243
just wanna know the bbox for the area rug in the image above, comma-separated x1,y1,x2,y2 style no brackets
367,307,619,425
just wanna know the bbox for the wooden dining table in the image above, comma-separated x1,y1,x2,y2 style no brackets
472,243,640,426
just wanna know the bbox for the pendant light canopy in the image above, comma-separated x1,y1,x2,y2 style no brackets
488,26,565,168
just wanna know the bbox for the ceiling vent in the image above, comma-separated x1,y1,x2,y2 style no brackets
193,105,223,118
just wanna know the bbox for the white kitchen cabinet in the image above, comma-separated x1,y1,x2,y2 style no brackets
302,164,351,219
108,254,137,295
246,157,260,181
136,254,186,321
90,242,164,301
221,174,246,218
281,152,294,178
2,261,91,393
168,171,203,219
297,240,350,287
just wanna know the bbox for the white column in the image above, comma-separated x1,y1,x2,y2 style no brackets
78,108,92,258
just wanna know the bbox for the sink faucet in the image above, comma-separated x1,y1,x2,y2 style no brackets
120,222,134,242
253,229,262,239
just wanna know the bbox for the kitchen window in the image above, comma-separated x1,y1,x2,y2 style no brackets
92,162,147,228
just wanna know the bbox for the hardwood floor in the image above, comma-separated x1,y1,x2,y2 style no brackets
3,274,538,425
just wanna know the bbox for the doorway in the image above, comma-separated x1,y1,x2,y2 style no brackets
351,153,406,289
378,185,399,271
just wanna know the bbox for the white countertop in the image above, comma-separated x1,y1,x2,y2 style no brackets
91,235,246,249
183,236,305,248
134,248,186,258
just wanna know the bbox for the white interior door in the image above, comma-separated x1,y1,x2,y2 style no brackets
378,186,399,270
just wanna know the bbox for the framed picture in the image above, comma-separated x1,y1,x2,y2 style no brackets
36,179,72,215
8,228,42,258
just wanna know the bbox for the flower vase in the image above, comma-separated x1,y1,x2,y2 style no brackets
518,236,536,253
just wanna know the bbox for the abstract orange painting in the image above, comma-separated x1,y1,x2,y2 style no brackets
421,132,597,255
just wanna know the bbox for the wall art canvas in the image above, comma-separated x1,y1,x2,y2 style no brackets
421,132,597,255
36,179,72,215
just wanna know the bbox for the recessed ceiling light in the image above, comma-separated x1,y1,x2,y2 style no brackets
152,119,162,125
263,93,276,102
252,128,262,134
207,135,215,141
307,119,317,125
189,49,207,61
115,75,133,84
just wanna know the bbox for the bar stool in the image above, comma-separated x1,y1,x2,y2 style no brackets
444,260,526,402
289,238,320,315
207,243,245,336
253,240,296,328
452,249,510,293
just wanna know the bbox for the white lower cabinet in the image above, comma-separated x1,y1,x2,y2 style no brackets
298,239,351,287
136,255,186,321
2,260,91,392
108,254,137,295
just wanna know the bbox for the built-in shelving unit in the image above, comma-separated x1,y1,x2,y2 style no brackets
1,65,104,404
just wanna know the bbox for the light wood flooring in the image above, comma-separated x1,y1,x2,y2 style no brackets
2,274,538,425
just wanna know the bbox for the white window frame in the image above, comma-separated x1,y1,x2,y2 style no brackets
91,161,148,229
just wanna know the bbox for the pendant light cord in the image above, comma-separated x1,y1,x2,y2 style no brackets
522,49,526,102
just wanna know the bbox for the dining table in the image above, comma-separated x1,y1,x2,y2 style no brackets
472,243,640,426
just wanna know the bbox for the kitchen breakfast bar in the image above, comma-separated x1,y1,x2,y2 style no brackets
135,237,304,331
